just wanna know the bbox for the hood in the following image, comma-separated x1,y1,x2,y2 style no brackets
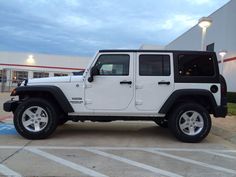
27,76,71,85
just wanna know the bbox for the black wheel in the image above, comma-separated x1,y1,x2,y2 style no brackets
168,103,211,143
14,98,58,139
154,119,168,128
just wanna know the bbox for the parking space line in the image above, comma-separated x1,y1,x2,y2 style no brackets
146,150,236,175
204,151,236,160
84,148,183,177
26,148,108,177
0,146,22,149
0,146,236,153
0,164,22,177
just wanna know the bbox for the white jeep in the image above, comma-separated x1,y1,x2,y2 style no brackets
4,50,227,142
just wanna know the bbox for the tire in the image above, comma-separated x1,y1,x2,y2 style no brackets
154,119,168,128
14,98,58,139
168,103,211,143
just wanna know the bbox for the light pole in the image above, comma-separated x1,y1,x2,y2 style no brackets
219,50,227,74
198,17,212,51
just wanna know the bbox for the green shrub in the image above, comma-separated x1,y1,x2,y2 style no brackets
228,103,236,116
227,92,236,103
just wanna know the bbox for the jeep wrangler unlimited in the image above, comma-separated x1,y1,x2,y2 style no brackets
4,50,227,142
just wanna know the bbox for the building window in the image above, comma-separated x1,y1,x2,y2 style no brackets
12,71,28,83
73,71,84,75
0,70,6,83
139,55,170,76
178,54,215,76
0,69,7,82
33,72,49,78
206,43,215,52
54,73,68,77
0,70,2,82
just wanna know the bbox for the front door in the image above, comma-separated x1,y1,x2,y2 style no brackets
85,53,134,110
135,53,174,111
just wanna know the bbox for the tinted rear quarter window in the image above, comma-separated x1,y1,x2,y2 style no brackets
178,54,215,77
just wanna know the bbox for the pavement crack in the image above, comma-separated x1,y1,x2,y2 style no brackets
0,140,32,164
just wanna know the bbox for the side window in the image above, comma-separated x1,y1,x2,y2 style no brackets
12,71,28,83
95,54,130,76
139,54,170,76
54,73,68,77
33,72,49,78
178,54,214,76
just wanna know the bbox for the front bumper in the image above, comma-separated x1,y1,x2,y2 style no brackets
3,100,19,112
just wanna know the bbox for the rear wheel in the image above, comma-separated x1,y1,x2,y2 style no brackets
14,98,58,139
169,103,211,143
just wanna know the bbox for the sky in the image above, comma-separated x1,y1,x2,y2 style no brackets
0,0,230,56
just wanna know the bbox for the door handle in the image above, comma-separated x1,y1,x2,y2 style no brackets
158,81,170,85
120,81,132,85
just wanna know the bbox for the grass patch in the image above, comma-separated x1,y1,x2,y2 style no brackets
228,103,236,116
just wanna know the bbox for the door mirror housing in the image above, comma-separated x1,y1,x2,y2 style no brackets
88,66,99,82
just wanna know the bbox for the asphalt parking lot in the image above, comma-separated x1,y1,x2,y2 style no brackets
0,93,236,177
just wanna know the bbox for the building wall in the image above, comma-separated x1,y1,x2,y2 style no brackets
166,0,236,92
0,52,91,92
0,51,90,71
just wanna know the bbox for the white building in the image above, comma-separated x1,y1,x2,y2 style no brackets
0,52,90,91
166,0,236,92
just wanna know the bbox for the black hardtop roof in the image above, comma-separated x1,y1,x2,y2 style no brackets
99,49,215,55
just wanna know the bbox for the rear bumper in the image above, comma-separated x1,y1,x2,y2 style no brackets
3,100,19,112
214,97,228,118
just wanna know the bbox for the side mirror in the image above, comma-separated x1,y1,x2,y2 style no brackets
88,66,99,82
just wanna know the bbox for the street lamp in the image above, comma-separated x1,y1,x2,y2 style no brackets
219,50,227,74
198,17,212,51
26,55,35,65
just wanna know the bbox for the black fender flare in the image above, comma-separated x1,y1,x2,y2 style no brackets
159,89,217,114
11,85,74,113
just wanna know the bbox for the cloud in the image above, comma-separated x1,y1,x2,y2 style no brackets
160,14,199,30
0,0,230,56
185,0,213,5
60,16,89,27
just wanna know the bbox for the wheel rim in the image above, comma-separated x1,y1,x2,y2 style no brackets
22,106,49,132
178,111,204,136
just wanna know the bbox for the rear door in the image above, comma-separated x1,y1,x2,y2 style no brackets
135,53,174,111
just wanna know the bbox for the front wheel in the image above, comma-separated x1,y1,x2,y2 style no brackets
14,98,58,139
169,103,211,143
